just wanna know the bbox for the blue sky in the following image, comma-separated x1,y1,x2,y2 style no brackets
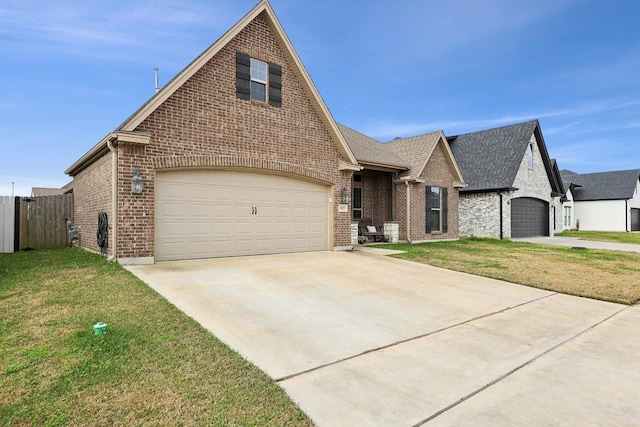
1,0,639,196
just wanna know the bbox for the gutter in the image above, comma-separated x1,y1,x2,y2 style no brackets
626,200,629,232
499,192,504,240
405,181,411,243
107,137,118,262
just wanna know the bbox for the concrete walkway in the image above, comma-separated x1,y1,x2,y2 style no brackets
126,251,640,426
514,236,640,253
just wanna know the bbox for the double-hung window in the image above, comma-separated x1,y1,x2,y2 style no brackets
250,58,267,102
426,186,448,233
236,52,282,107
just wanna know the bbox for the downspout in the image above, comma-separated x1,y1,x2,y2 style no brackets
626,200,629,232
499,192,503,240
107,138,118,262
405,181,411,243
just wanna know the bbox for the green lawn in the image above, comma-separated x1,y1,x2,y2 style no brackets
381,237,640,305
555,230,640,245
0,248,312,427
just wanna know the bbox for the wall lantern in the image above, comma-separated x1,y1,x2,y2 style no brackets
340,186,351,204
131,168,144,194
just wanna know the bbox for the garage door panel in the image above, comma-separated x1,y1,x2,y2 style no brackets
235,222,253,234
256,222,272,234
256,239,273,251
156,170,329,261
213,222,232,234
160,221,184,236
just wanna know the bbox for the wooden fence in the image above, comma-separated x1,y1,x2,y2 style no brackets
0,194,74,252
19,194,74,250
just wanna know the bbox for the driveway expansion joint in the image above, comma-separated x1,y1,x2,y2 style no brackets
276,292,559,383
410,303,632,426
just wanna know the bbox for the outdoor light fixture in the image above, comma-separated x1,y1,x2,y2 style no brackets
340,186,350,204
131,168,144,194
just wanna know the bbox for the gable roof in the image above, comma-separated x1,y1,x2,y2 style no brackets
561,169,640,201
447,119,560,194
66,0,358,176
386,131,465,186
337,124,408,170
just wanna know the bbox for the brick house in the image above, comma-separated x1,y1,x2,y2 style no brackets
447,120,565,239
65,0,361,264
338,124,466,243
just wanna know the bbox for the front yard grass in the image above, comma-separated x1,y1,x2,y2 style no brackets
0,248,312,427
383,238,640,305
556,230,640,245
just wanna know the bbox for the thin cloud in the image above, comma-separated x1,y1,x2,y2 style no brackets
361,97,640,140
0,0,235,62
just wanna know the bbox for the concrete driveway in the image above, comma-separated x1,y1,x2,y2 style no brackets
126,250,640,426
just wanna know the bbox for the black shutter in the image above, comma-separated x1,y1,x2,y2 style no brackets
236,52,250,100
268,62,282,107
442,187,448,233
425,186,432,233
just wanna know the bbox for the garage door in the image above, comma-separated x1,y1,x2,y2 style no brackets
155,170,329,261
631,209,640,232
511,197,549,238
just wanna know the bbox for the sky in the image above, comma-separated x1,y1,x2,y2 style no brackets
1,0,639,196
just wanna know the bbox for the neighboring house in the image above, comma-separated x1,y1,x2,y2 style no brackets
338,124,466,243
447,120,564,239
31,182,73,198
561,169,640,232
65,0,360,264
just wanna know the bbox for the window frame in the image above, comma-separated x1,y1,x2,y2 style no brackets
352,173,363,219
426,185,448,234
563,206,571,227
527,143,534,169
236,52,282,107
249,58,268,102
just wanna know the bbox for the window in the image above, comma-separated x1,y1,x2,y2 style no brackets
563,206,571,227
236,52,282,106
527,143,533,169
352,188,363,219
426,186,448,233
352,173,363,219
250,58,267,102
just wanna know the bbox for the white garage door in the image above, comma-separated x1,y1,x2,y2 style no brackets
155,170,330,262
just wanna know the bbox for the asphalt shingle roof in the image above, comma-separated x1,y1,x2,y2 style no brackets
562,169,640,201
386,131,443,178
447,120,539,192
337,124,409,170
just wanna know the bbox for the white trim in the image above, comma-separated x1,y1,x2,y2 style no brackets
333,245,354,251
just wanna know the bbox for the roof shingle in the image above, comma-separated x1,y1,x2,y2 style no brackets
562,169,640,201
447,120,540,192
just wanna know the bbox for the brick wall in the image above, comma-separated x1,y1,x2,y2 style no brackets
361,170,392,226
412,142,460,241
393,141,461,242
110,11,351,258
71,153,113,256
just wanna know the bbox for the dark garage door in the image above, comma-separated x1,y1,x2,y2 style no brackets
632,209,640,232
511,198,549,238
